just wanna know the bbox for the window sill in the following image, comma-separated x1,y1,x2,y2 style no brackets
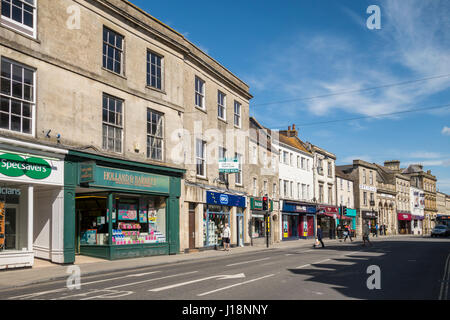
234,124,241,129
1,19,37,42
196,175,208,182
194,106,207,114
102,67,127,80
218,117,227,124
146,85,166,95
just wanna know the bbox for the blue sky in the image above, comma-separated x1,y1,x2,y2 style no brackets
130,0,450,194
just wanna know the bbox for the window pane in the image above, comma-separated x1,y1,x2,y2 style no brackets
12,64,22,82
11,115,21,131
12,81,22,98
0,78,11,95
0,97,9,112
22,102,30,117
0,112,9,129
1,1,11,18
11,99,21,115
23,9,33,27
23,84,32,101
11,4,22,23
22,117,30,133
1,60,11,78
23,69,33,85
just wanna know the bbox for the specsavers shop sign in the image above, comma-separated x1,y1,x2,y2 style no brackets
0,152,63,185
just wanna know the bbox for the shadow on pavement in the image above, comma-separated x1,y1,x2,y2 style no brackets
286,239,450,300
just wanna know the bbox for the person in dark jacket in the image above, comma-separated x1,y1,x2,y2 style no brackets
314,225,325,248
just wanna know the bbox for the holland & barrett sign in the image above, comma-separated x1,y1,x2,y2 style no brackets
0,153,52,180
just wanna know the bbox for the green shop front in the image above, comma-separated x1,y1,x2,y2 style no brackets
64,151,183,261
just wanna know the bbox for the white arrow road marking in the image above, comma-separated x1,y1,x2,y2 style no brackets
148,273,246,292
105,271,199,290
8,271,161,300
197,274,275,297
226,257,270,267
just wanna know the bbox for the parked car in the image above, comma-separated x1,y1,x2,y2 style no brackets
431,225,450,237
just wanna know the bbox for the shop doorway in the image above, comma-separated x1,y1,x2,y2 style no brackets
5,206,19,250
188,203,196,249
204,206,230,248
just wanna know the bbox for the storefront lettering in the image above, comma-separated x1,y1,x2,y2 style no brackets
0,153,52,180
103,171,157,188
0,188,21,195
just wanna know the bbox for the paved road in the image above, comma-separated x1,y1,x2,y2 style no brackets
1,236,449,300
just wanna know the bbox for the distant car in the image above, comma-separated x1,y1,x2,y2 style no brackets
431,225,450,237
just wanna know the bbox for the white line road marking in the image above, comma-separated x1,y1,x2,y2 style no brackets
105,271,199,290
8,271,161,300
226,257,270,267
148,273,246,292
315,259,331,264
197,274,275,297
296,264,311,269
439,253,450,300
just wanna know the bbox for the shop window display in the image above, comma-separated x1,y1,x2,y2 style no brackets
77,194,167,246
203,205,229,247
252,216,265,238
0,189,23,251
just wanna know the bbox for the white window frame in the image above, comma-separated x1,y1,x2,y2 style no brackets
218,146,227,182
217,90,226,121
147,50,164,90
196,139,206,178
235,152,243,186
1,0,37,38
103,26,124,75
0,57,36,136
234,100,241,128
146,108,164,161
195,76,205,110
102,93,124,154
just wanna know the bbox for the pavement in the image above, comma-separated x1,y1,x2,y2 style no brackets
0,234,422,291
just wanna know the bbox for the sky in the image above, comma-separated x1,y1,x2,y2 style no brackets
129,0,450,194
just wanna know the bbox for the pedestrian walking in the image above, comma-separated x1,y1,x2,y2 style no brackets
384,224,387,235
314,225,325,248
379,225,383,236
375,223,379,237
343,225,353,242
222,223,231,251
362,222,373,247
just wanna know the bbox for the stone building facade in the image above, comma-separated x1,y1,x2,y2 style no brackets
0,0,252,267
403,164,437,235
337,160,378,236
247,117,279,244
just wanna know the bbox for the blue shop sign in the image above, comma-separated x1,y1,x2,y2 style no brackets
283,202,316,214
206,191,246,208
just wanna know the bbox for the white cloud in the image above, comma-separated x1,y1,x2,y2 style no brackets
248,0,450,122
442,126,450,136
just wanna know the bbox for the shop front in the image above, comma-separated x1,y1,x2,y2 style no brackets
282,201,315,240
411,214,424,235
337,208,357,237
0,143,66,269
250,197,273,245
317,205,339,239
362,210,378,231
65,151,183,261
203,191,246,249
398,212,412,234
